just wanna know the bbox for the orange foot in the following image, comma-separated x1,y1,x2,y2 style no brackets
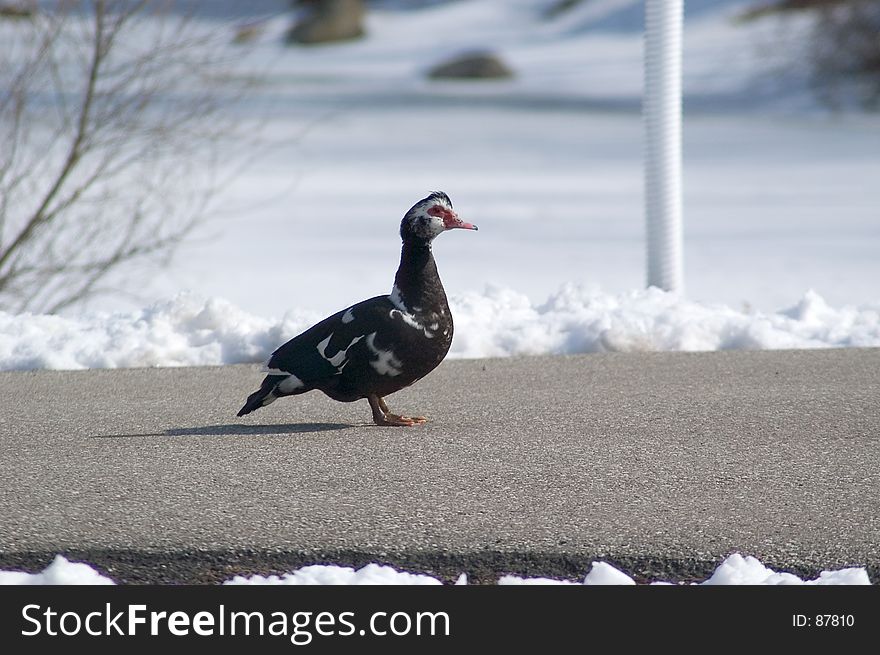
368,395,428,427
374,413,427,427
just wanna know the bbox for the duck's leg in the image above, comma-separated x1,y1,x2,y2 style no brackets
368,395,427,427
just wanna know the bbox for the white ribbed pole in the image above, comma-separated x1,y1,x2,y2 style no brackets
644,0,684,293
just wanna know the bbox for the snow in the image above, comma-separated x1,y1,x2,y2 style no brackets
497,561,638,585
451,285,880,357
1,1,878,360
0,555,114,586
2,0,873,321
140,0,877,320
700,554,872,586
1,286,877,371
0,294,316,370
499,554,871,585
224,563,443,586
0,554,869,585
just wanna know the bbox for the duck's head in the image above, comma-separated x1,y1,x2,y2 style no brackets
400,191,478,243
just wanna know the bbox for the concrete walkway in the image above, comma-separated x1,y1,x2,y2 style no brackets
1,349,877,583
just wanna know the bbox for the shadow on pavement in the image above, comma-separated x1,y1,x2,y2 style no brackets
93,423,355,439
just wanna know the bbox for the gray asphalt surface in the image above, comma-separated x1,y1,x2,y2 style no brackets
1,349,878,584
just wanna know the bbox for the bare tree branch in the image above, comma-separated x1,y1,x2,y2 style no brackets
0,0,252,313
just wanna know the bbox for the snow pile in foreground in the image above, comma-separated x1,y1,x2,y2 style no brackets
225,563,446,586
497,554,870,586
1,286,879,371
0,556,114,586
0,554,870,586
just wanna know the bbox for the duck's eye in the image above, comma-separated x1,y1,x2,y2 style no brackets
426,205,447,219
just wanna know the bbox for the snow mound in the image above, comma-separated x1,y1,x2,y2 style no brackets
498,560,637,585
0,555,114,585
224,563,442,586
1,286,878,371
451,285,880,357
0,294,318,371
1,554,868,586
497,554,871,586
701,553,871,586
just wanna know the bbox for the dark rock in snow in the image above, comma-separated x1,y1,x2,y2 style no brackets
286,0,365,45
233,21,266,45
0,2,34,19
427,52,515,80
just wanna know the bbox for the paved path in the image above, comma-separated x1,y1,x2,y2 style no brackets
1,349,878,583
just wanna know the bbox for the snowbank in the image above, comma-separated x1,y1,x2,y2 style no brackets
0,294,318,371
225,563,444,586
0,554,869,585
498,554,870,586
1,286,878,371
452,284,880,356
0,555,114,585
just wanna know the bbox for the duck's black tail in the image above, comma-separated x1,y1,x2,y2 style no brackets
237,376,282,416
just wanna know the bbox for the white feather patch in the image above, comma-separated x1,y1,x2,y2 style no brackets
341,308,355,324
316,334,346,367
388,287,436,338
389,284,408,313
390,309,435,338
317,333,365,370
278,373,305,393
366,332,402,376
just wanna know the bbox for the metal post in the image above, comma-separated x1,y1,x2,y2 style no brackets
644,0,684,293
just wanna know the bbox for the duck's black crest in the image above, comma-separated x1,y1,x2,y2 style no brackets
426,190,452,207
